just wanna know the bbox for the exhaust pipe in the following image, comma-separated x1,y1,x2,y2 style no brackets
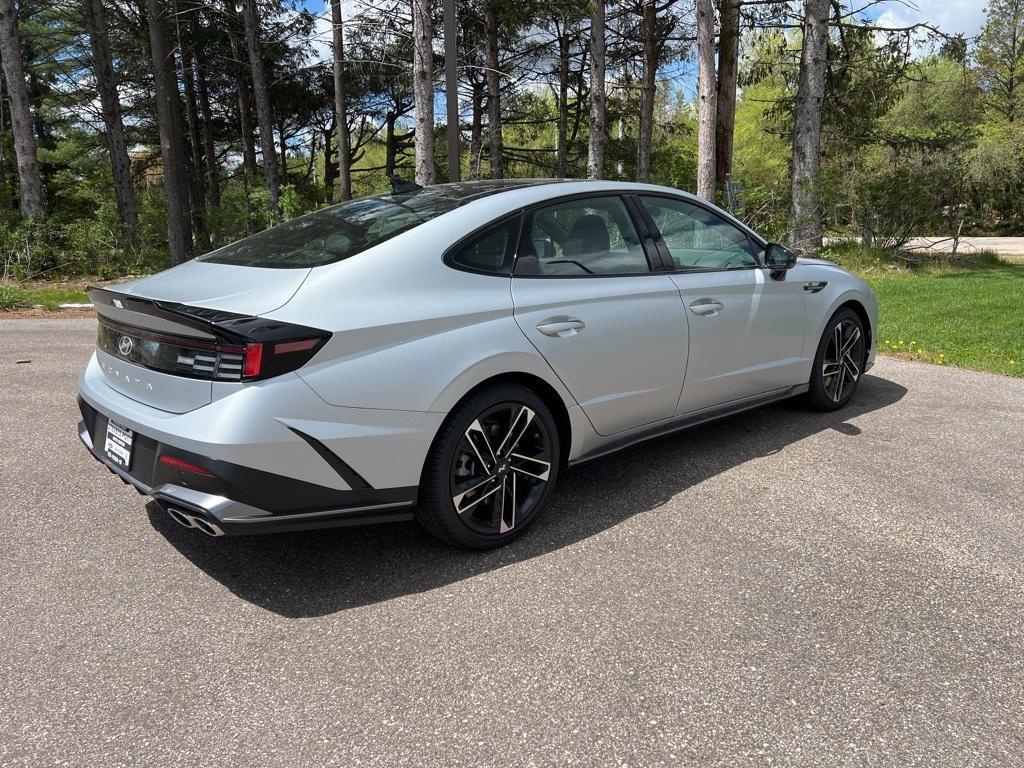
166,506,224,537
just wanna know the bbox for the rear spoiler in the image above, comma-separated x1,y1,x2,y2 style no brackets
87,287,328,346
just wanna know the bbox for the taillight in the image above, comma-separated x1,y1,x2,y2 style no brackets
242,342,263,378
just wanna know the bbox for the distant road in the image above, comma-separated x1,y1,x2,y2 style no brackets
904,236,1024,262
827,235,1024,262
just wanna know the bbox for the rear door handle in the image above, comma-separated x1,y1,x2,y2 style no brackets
688,299,724,316
536,318,586,337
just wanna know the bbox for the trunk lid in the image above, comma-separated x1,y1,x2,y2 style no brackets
89,262,324,414
113,259,311,315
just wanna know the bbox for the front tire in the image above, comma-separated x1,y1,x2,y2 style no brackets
805,307,867,411
417,383,560,549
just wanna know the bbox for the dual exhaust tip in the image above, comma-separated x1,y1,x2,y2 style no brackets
165,505,224,537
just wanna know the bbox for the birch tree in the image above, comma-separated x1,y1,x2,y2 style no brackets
587,0,606,179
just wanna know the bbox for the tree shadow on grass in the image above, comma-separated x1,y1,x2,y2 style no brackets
147,374,907,617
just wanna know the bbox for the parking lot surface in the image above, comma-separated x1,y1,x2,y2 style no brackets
2,318,1023,767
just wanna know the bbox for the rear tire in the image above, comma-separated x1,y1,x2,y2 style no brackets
417,383,560,549
805,307,867,412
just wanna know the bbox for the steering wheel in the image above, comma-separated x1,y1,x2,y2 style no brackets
545,259,595,275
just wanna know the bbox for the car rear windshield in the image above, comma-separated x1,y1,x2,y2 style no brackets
198,180,556,269
199,189,464,269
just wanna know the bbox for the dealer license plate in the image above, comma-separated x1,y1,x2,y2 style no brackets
104,419,134,469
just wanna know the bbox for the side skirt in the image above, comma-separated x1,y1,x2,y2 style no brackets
569,384,809,466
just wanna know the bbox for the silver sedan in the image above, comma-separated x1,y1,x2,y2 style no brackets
77,180,876,548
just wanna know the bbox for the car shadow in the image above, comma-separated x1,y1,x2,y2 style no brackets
147,374,907,617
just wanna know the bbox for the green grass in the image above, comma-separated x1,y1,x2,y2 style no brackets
0,283,33,310
863,267,1024,378
27,285,90,310
820,241,1024,377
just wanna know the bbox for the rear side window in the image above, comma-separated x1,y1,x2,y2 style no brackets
519,196,650,275
448,217,520,274
639,196,757,270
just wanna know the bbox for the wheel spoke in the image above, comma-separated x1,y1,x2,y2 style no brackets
453,477,499,515
833,325,843,359
840,326,861,356
843,353,860,380
466,418,496,466
510,453,551,481
832,362,846,402
496,406,535,457
822,360,842,377
499,477,514,533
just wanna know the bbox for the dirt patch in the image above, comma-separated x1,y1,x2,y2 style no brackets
1,307,95,320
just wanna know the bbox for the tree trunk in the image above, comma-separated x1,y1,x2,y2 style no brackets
555,21,569,177
331,0,352,199
177,21,211,251
0,0,43,216
241,0,281,220
790,0,829,250
85,0,139,246
470,78,483,178
278,117,287,171
484,4,503,179
146,0,192,264
636,2,657,183
195,55,221,208
224,0,257,185
411,0,435,185
714,0,739,193
695,0,716,201
586,0,605,179
385,111,397,178
323,121,337,200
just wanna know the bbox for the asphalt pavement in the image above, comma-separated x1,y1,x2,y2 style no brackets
2,318,1023,767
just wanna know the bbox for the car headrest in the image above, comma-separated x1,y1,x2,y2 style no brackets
565,214,609,257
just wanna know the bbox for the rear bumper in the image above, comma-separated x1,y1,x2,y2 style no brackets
78,398,417,535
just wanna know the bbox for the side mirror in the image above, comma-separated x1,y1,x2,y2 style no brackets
764,242,797,273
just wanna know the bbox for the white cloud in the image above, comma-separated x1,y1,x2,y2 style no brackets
872,0,987,40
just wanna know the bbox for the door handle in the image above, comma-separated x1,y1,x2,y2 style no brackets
536,318,586,337
688,299,724,316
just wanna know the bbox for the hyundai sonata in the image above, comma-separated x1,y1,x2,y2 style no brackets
78,180,876,548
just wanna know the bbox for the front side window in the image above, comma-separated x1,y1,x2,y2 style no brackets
519,196,650,275
639,196,757,271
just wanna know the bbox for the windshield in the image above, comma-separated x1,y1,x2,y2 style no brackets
199,189,464,269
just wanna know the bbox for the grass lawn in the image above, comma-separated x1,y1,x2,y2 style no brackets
861,267,1024,378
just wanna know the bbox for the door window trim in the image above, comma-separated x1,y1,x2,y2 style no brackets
631,192,768,274
511,192,664,278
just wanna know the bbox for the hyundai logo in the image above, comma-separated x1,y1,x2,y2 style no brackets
117,335,134,356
